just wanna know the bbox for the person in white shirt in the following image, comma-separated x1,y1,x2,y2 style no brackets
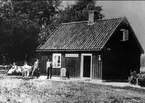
31,59,39,76
46,58,52,79
8,62,17,75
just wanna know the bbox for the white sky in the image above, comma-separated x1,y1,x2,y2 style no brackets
63,1,145,53
97,1,145,52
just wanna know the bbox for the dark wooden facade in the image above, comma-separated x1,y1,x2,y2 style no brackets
38,51,103,79
102,21,142,80
37,17,144,80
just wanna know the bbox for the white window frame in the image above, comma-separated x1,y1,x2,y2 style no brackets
120,29,129,41
52,53,61,68
125,29,129,40
81,54,92,78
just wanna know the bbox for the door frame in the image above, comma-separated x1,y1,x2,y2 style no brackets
81,54,92,78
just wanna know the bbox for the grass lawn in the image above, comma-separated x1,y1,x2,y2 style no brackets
0,76,145,103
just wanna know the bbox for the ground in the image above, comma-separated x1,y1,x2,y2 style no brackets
0,76,145,103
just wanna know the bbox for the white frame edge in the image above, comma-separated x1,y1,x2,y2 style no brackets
81,53,92,78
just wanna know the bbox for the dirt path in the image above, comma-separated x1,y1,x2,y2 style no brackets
0,76,145,103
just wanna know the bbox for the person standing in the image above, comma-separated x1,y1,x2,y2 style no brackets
31,59,39,77
46,58,52,79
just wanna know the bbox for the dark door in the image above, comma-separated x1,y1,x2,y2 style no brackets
83,56,91,77
65,57,80,77
40,55,48,75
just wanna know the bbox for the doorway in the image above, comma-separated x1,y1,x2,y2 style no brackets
81,54,92,78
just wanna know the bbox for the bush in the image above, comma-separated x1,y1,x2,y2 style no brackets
138,73,145,87
128,71,145,87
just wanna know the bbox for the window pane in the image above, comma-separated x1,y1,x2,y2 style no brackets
52,53,61,68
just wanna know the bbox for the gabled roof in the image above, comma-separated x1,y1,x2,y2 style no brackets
37,17,143,52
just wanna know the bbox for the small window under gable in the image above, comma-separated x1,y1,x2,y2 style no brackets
120,29,129,41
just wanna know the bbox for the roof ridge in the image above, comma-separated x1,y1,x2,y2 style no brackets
61,16,125,25
96,16,125,21
62,21,87,25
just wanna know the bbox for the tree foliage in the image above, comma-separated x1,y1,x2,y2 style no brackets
56,0,104,25
0,0,61,64
0,0,104,64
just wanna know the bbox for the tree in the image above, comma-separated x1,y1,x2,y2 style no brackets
0,0,104,64
55,0,104,25
0,0,61,64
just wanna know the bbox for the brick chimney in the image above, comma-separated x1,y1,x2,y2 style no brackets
88,10,95,25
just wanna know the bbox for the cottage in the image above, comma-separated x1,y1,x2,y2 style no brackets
37,11,144,80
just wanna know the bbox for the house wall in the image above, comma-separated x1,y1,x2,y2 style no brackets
102,21,141,80
92,53,102,79
63,52,103,79
39,53,52,75
65,54,80,77
38,52,81,77
52,53,65,76
38,51,103,79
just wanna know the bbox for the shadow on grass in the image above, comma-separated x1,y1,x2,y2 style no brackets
104,79,128,83
109,85,145,93
0,75,35,80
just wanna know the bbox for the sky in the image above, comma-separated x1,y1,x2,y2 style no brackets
63,1,145,54
97,1,145,53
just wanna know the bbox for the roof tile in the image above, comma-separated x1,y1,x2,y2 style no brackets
38,17,124,51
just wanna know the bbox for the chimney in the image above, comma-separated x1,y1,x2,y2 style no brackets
88,10,95,25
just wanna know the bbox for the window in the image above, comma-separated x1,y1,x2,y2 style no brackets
52,53,61,68
120,29,129,41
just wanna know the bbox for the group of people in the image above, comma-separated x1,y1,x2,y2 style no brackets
8,58,69,79
8,59,40,78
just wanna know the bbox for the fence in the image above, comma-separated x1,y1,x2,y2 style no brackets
0,65,11,77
